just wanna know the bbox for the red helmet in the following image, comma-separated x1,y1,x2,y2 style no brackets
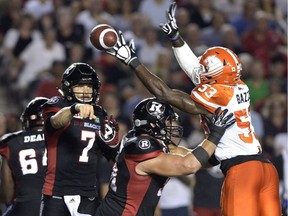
194,47,242,86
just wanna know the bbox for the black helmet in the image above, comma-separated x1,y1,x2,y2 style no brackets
133,97,183,146
21,97,49,130
61,63,101,104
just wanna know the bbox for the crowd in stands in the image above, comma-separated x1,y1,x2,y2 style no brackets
0,0,287,215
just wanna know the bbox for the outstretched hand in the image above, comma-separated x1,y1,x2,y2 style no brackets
159,1,179,40
206,107,236,145
106,31,140,69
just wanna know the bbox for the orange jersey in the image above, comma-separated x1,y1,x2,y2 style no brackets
191,80,262,161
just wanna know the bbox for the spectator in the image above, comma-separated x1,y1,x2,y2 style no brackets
184,23,208,56
193,166,224,216
180,0,215,28
244,58,269,110
241,10,287,73
200,10,228,47
262,97,287,157
139,0,171,28
23,0,54,21
138,26,165,70
230,0,258,36
34,60,66,99
16,28,65,95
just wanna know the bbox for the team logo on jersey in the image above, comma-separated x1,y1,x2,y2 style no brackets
94,117,100,123
47,97,59,104
138,139,151,149
146,101,165,116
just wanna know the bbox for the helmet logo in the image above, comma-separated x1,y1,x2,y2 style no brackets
138,139,151,149
203,55,223,74
147,101,165,116
47,97,59,104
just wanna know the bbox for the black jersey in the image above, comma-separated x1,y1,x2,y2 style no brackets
0,130,46,202
96,132,169,216
42,96,114,197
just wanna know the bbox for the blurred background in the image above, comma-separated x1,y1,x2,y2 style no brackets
0,0,287,215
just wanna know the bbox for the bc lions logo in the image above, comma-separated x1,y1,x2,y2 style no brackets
146,101,165,116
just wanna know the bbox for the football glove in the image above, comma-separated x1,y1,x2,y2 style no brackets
206,107,235,145
98,115,119,147
106,31,141,69
159,1,180,40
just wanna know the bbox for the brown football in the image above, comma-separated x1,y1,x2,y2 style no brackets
89,24,118,50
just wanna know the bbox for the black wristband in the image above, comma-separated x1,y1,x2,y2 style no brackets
129,58,141,70
70,104,79,115
191,146,210,166
207,133,222,146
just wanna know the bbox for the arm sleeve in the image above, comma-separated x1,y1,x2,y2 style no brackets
172,42,200,81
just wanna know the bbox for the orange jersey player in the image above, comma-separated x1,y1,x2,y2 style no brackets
103,2,282,214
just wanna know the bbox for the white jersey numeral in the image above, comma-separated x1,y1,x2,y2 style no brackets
19,148,47,175
79,131,95,162
197,84,217,98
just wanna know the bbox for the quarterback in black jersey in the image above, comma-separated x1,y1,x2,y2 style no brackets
40,63,119,216
96,98,235,216
0,97,48,216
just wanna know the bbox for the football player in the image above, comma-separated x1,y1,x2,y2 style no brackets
0,97,48,216
103,3,281,214
96,97,235,216
40,63,119,216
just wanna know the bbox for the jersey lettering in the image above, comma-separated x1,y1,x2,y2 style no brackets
24,134,45,143
236,91,250,104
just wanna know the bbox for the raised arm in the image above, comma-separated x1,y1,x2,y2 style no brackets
160,1,202,86
105,31,208,115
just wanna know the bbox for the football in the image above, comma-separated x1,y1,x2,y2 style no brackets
89,24,118,50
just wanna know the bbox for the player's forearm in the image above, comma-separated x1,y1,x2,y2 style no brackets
50,106,75,129
134,64,172,100
134,64,201,114
183,139,217,173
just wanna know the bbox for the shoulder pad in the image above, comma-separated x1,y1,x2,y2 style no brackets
0,130,23,145
42,97,67,109
124,136,164,161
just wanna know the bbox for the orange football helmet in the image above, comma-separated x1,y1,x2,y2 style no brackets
193,47,242,86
